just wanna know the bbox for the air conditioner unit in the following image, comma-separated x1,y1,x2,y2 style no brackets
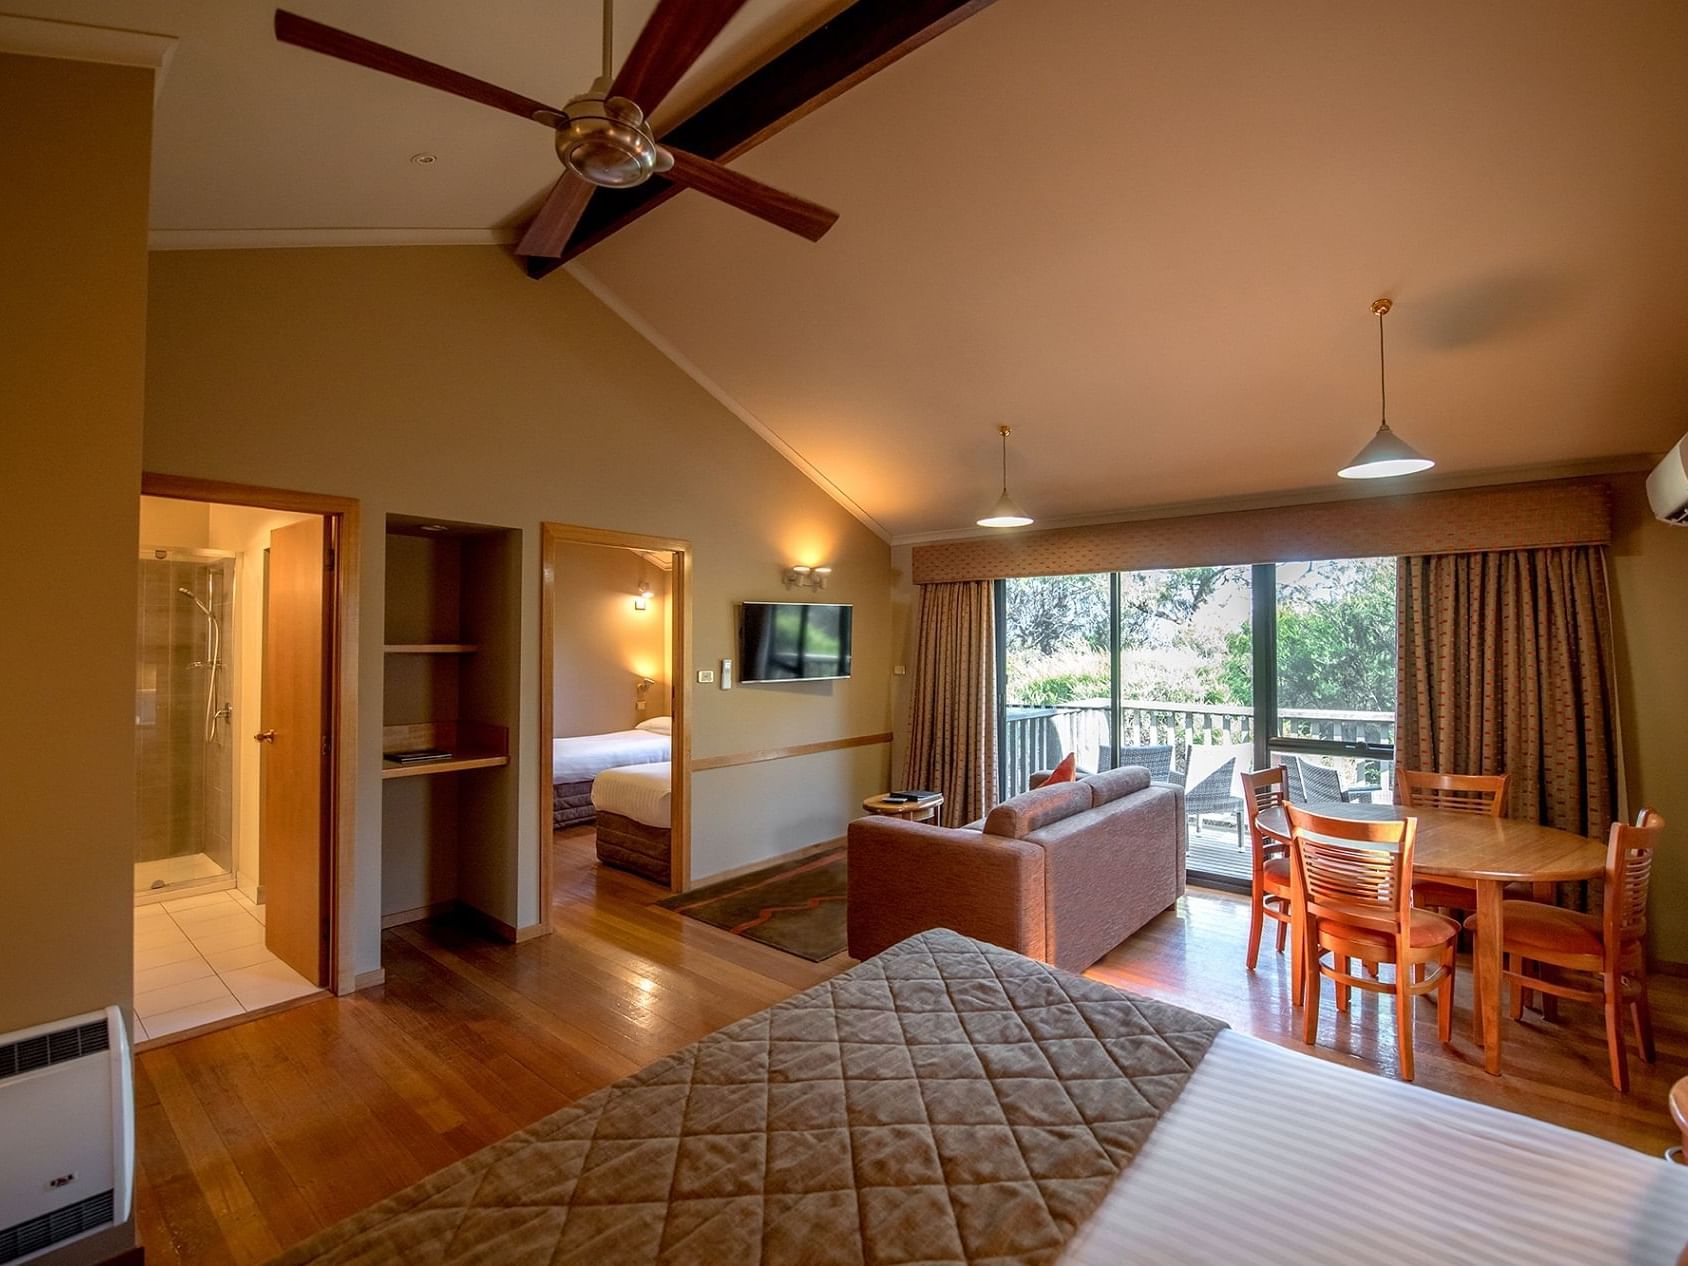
1647,435,1688,525
0,1007,133,1265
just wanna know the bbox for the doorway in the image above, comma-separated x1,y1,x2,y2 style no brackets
132,477,358,1042
539,524,692,916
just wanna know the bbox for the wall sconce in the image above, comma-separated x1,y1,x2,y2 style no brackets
783,564,832,591
633,580,651,611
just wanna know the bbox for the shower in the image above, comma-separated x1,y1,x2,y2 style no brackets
135,549,238,894
179,579,231,742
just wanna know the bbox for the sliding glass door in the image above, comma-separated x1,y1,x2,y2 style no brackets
997,556,1397,888
1117,567,1256,880
1000,574,1112,795
1263,557,1397,813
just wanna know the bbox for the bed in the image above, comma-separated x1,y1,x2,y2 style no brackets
592,760,671,884
551,717,670,829
268,929,1688,1266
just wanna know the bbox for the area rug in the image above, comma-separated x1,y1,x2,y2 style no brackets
656,846,846,961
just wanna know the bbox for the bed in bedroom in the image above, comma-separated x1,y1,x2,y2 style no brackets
268,928,1688,1266
592,760,671,885
551,717,671,829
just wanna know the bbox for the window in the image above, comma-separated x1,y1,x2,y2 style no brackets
1264,558,1397,818
1000,574,1112,795
997,556,1397,888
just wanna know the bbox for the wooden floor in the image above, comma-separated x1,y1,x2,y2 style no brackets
134,830,1687,1263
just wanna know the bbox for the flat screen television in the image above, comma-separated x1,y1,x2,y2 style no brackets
739,602,854,682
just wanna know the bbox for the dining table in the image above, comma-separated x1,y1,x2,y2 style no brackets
1255,801,1609,1076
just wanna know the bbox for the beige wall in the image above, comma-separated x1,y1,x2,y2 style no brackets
139,493,211,548
0,51,151,1265
1608,473,1688,963
553,542,670,736
143,246,894,974
0,54,151,1032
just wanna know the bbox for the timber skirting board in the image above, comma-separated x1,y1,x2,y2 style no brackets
381,901,545,945
688,837,844,890
692,731,892,772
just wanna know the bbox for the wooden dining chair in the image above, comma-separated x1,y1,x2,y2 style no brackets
1402,771,1514,912
1464,809,1664,1092
1287,803,1458,1081
1241,767,1293,980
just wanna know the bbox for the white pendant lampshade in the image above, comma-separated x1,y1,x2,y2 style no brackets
1338,298,1435,480
977,425,1034,527
1338,422,1435,480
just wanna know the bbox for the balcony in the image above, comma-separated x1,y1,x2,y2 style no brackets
1003,699,1396,883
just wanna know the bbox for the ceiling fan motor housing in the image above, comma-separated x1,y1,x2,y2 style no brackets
554,93,672,188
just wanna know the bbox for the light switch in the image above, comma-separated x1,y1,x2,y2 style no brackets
893,665,906,676
720,658,734,690
697,669,716,684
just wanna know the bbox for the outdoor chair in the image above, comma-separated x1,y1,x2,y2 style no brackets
1107,743,1176,783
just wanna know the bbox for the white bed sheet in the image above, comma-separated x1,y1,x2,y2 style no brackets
551,730,669,783
1061,1028,1688,1265
591,761,671,828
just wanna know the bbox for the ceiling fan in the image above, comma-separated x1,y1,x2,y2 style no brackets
273,0,840,260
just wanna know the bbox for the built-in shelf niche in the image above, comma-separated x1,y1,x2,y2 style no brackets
381,515,520,937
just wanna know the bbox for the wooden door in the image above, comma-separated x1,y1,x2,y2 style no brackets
260,517,331,984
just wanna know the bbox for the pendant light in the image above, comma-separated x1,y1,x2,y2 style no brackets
977,425,1034,527
1338,298,1435,480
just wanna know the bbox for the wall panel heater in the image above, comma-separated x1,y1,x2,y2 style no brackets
0,1007,133,1264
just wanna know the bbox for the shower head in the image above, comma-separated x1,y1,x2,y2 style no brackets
177,586,213,617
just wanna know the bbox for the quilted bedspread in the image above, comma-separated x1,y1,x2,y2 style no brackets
270,928,1226,1266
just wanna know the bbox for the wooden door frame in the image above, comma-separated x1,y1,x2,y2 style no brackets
539,523,693,920
142,474,360,995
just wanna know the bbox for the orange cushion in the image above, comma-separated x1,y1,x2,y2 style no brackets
1262,856,1290,893
1044,752,1078,784
1462,900,1603,957
1320,907,1459,950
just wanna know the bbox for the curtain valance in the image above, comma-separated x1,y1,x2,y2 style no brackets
912,479,1612,585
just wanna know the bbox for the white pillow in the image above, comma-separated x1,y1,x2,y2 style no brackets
636,716,672,735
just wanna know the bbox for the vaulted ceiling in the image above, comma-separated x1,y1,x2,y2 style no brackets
17,1,1688,539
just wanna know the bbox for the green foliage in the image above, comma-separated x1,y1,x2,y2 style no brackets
1008,664,1111,707
1004,573,1108,657
1220,560,1395,710
1120,567,1242,649
1006,560,1396,714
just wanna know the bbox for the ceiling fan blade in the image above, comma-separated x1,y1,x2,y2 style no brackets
663,148,838,242
610,0,750,114
517,171,598,258
274,10,561,122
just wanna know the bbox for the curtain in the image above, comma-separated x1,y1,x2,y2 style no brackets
903,581,998,826
1396,546,1620,837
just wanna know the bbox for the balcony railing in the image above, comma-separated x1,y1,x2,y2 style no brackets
1002,698,1395,798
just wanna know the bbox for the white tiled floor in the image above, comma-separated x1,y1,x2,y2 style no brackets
132,890,319,1041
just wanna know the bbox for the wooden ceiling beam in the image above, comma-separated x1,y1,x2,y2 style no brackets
523,0,999,278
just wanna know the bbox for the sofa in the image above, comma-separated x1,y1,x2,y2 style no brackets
846,766,1186,972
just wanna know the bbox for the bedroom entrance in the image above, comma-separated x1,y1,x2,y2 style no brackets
540,524,691,912
132,476,357,1041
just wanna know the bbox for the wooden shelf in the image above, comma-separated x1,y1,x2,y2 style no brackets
382,721,508,781
382,752,508,780
384,643,479,654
